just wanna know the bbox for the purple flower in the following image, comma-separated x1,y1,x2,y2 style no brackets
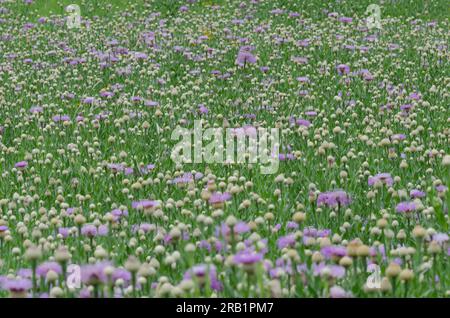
330,286,352,298
234,222,250,234
305,110,317,117
277,234,296,249
209,192,232,205
112,268,131,284
436,185,447,193
139,164,155,174
233,250,263,265
336,64,350,75
432,233,449,245
296,76,310,83
368,173,393,187
313,263,346,278
198,104,209,114
108,163,125,173
317,190,351,208
183,264,222,291
36,262,62,277
81,262,110,285
111,208,128,222
30,106,43,114
16,268,32,279
410,189,425,198
236,48,257,66
81,224,108,237
296,118,311,127
303,227,331,238
144,100,159,107
396,201,417,213
2,278,32,294
58,227,71,238
53,115,70,122
339,17,353,23
171,173,194,185
132,200,159,210
14,161,28,169
82,97,95,104
321,245,347,260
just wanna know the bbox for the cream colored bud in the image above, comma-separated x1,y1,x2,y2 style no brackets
386,263,401,278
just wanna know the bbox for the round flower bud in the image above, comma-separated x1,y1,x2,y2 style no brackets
125,256,141,272
50,287,64,298
412,225,426,239
24,245,42,261
386,263,401,278
292,212,306,223
225,215,237,227
377,218,388,229
311,251,324,263
54,247,71,263
380,277,392,293
339,256,353,267
104,266,115,276
74,214,86,225
427,241,442,254
46,270,59,283
399,269,414,281
356,245,370,257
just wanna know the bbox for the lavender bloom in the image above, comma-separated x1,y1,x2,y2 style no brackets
111,208,128,222
317,190,351,208
313,263,346,279
81,262,110,285
36,262,62,277
336,64,350,75
53,115,70,122
58,227,71,238
132,200,159,210
14,161,28,169
2,279,32,295
410,189,425,198
112,268,131,284
30,106,43,114
321,245,347,260
432,233,449,245
235,48,257,67
183,264,222,291
396,201,417,213
209,192,232,205
277,234,296,249
233,250,263,265
81,224,108,237
330,286,352,298
234,222,250,234
368,173,394,187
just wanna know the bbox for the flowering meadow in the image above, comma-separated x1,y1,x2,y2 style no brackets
0,0,449,299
